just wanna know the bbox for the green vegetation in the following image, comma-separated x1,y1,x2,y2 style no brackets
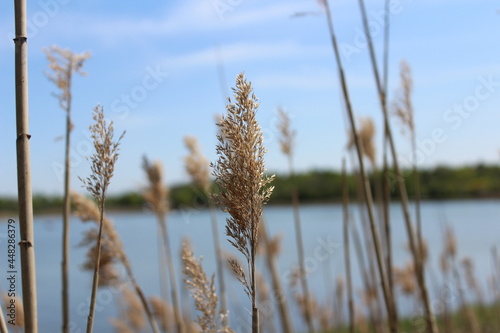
1,164,499,215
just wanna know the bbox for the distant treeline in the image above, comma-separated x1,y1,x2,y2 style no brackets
1,163,499,214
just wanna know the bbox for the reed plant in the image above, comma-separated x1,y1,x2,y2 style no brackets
259,219,293,333
142,156,186,333
44,45,90,333
14,1,37,330
212,73,274,333
319,1,397,329
341,159,355,333
182,238,234,333
184,135,228,326
277,108,315,333
355,0,437,330
72,191,160,333
77,106,159,333
109,287,146,333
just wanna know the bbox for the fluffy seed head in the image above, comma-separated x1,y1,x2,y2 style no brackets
184,135,211,190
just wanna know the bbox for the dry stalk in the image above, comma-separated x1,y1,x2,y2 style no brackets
342,159,355,333
212,73,274,333
393,60,425,267
259,220,294,333
14,1,37,330
79,106,138,333
184,135,229,327
355,0,437,330
44,45,90,333
277,107,314,333
319,1,397,330
142,156,185,333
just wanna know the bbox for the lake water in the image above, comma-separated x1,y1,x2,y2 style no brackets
2,199,500,332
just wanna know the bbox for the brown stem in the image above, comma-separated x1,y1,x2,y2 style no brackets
260,219,294,333
158,214,185,333
342,160,355,333
61,59,73,333
86,198,106,333
207,193,229,326
250,204,259,333
288,154,315,333
14,0,38,331
322,1,396,331
119,252,160,333
356,0,437,330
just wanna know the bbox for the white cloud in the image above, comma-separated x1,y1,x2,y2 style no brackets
162,41,327,70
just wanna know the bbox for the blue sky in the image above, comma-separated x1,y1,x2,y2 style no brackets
0,0,499,196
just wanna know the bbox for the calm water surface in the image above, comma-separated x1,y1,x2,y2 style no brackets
5,199,500,332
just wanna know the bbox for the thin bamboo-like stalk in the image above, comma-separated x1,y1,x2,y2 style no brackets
320,1,396,331
260,219,294,333
356,0,437,331
14,1,38,331
342,159,355,333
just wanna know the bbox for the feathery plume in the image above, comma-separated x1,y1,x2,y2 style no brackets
184,135,211,190
182,239,234,333
393,60,414,136
347,117,376,165
277,107,295,157
212,73,274,333
142,157,168,216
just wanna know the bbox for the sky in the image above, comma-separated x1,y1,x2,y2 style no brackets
0,0,499,196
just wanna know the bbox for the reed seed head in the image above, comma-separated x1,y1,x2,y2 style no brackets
394,262,417,296
348,117,376,165
212,73,274,297
80,106,124,205
277,107,296,157
184,135,211,191
44,45,91,112
182,239,234,333
393,59,414,136
72,192,124,286
142,156,169,216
